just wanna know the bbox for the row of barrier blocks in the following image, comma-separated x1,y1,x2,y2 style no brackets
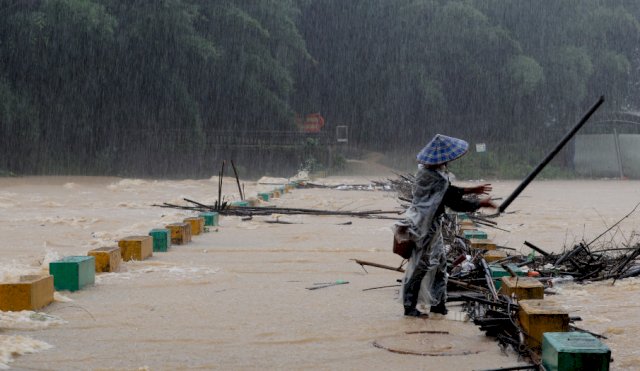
500,272,610,369
458,218,490,241
0,212,221,311
496,276,610,369
256,182,299,202
460,212,611,369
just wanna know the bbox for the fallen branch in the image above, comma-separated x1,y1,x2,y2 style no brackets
352,259,405,273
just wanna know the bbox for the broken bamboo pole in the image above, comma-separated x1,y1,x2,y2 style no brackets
352,259,405,272
231,160,244,200
523,241,550,257
498,96,605,214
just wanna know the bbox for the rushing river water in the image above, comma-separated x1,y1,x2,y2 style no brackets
1,176,639,370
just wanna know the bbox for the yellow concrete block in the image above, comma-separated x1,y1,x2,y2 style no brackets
166,222,191,245
469,239,496,250
184,217,204,236
518,300,569,348
460,220,475,228
459,225,477,233
247,197,259,207
88,246,121,273
118,236,153,261
272,190,280,198
0,275,54,311
484,250,507,262
500,277,544,301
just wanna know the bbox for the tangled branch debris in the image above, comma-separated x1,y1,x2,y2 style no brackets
154,198,403,220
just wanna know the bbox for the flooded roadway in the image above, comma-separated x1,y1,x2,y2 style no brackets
1,176,639,370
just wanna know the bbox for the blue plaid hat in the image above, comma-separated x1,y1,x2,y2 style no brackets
416,134,469,165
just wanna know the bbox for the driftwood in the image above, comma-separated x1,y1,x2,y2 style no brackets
523,241,550,257
154,198,404,220
230,160,244,200
352,259,405,273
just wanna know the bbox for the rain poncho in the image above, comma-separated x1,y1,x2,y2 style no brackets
400,166,479,312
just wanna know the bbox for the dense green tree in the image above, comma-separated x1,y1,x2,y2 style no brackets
0,0,639,176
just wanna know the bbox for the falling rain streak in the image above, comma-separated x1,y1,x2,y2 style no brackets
0,1,639,177
2,1,640,370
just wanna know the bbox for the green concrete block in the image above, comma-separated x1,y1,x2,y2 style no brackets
49,256,95,292
149,228,171,252
457,212,471,220
463,230,487,239
489,264,525,289
199,212,219,226
542,332,611,371
231,200,249,207
258,192,270,201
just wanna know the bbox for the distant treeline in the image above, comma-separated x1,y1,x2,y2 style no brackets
1,0,639,176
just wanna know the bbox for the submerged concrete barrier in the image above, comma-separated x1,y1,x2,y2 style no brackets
499,276,544,300
88,246,121,272
118,236,153,261
229,201,249,208
469,239,496,250
463,230,488,240
518,299,569,349
199,212,219,227
483,250,507,262
0,275,54,311
49,256,95,291
542,332,611,371
489,264,525,289
183,217,204,236
166,223,191,245
149,228,171,252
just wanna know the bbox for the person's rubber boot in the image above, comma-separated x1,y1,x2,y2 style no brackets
404,306,428,318
430,301,448,315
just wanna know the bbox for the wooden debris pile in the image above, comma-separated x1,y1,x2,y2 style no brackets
154,198,403,220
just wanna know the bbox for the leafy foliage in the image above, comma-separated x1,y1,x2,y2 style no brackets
0,0,639,176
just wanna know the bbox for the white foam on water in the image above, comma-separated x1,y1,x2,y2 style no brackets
0,311,66,330
53,292,73,303
27,216,101,228
96,261,219,284
88,231,117,247
257,176,289,185
62,182,77,189
116,202,145,208
106,179,149,191
0,335,52,370
0,195,18,209
89,218,178,247
40,201,64,208
0,262,41,284
40,248,61,270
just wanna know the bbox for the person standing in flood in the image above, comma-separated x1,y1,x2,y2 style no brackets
401,134,496,317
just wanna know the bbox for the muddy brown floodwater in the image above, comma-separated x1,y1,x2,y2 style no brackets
1,176,639,370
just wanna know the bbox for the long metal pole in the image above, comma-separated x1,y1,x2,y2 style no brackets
498,96,605,213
